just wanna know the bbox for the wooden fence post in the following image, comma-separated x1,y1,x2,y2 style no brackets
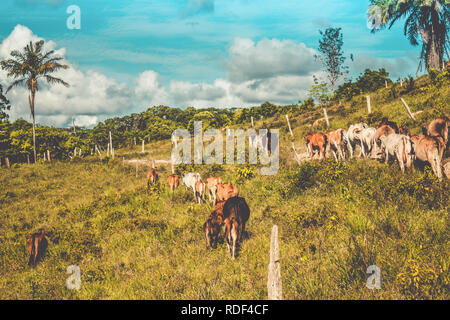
285,114,294,136
401,98,416,120
268,225,282,300
142,140,145,153
47,150,51,162
366,95,372,114
323,108,330,127
251,116,254,128
5,157,10,168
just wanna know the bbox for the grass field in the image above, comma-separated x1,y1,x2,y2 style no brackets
0,76,449,300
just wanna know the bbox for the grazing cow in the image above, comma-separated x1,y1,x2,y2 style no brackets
424,117,449,156
355,127,377,158
147,168,159,188
203,210,224,249
167,174,179,193
206,176,222,204
326,129,347,161
216,183,239,202
222,197,250,259
305,133,328,160
195,180,206,204
379,134,414,173
346,123,368,158
26,228,48,267
378,118,399,133
182,172,202,197
224,217,241,259
411,135,443,179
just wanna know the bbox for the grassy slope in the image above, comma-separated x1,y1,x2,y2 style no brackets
0,77,448,300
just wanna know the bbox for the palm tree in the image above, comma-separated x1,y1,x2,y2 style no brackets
368,0,450,72
0,40,69,163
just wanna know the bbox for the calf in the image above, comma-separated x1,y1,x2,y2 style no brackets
222,197,250,259
26,228,48,267
305,133,328,160
195,180,206,204
355,127,377,158
326,129,346,161
216,183,239,202
379,134,414,173
167,174,179,193
206,176,222,204
203,210,224,249
411,135,443,179
182,172,202,197
147,168,159,188
346,123,368,158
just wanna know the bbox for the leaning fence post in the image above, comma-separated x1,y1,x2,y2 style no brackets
323,108,330,127
285,114,294,136
401,98,416,120
268,225,282,300
366,95,372,114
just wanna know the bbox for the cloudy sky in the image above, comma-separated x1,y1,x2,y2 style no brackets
0,0,422,128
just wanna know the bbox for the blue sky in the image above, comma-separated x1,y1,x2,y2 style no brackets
0,0,423,127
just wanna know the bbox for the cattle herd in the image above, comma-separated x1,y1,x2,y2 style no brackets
148,169,249,259
25,116,449,267
305,116,450,179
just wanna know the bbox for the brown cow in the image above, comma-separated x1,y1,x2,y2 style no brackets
206,176,222,204
222,197,250,259
203,210,224,249
26,228,48,267
378,118,399,133
167,174,179,193
411,134,443,179
195,180,206,204
216,183,239,202
424,117,449,154
147,168,159,188
326,129,346,161
305,133,328,160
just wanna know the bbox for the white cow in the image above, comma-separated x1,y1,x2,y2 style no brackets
356,127,377,158
379,134,414,173
182,172,202,197
346,123,368,158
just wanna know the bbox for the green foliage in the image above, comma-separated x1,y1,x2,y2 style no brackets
335,69,391,100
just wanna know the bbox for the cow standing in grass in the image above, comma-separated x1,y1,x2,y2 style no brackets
206,176,222,204
147,168,159,189
223,197,250,259
305,133,328,160
346,123,368,158
182,172,202,198
167,174,179,193
195,180,206,204
326,129,347,161
216,183,239,202
423,117,449,159
379,134,414,173
356,127,377,158
411,135,443,179
26,228,48,267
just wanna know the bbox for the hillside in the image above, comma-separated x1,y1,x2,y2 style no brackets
0,72,449,300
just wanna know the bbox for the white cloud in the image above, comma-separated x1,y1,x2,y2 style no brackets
0,25,168,128
350,53,420,79
227,38,320,82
